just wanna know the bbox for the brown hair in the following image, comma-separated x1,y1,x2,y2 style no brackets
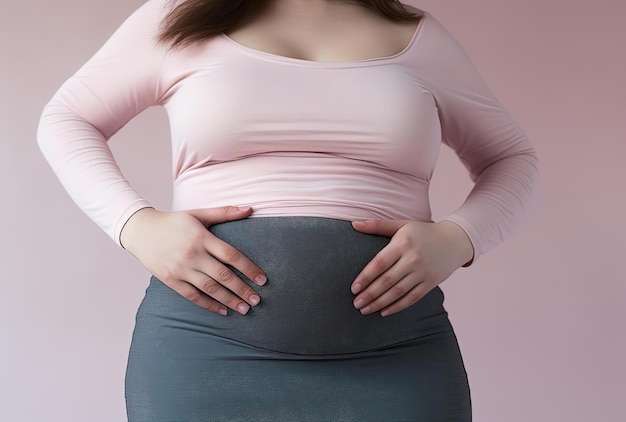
156,0,423,50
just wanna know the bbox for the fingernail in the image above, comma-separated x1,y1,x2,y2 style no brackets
351,283,362,294
360,306,372,314
255,275,267,285
380,310,390,317
354,298,365,309
237,303,250,315
218,308,228,316
249,294,260,306
352,221,366,228
238,206,252,212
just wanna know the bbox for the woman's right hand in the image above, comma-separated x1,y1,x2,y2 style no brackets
119,206,266,316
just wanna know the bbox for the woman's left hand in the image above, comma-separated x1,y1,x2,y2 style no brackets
350,219,474,317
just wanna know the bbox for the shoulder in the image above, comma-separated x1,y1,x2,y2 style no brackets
398,2,431,24
396,4,448,41
97,0,173,54
121,0,174,30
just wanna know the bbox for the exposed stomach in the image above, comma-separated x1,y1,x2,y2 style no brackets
138,216,451,355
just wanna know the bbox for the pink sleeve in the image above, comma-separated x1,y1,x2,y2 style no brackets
36,0,169,248
422,16,541,267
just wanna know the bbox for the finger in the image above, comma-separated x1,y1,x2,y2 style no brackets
356,273,417,315
166,278,228,316
350,244,402,295
351,219,409,237
204,234,267,286
195,257,261,308
187,206,254,227
187,269,257,316
353,258,412,312
379,283,431,317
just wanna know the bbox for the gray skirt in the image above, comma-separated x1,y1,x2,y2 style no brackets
125,217,472,421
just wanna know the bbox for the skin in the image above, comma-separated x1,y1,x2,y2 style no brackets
120,0,475,316
225,0,422,63
350,219,473,317
121,206,267,316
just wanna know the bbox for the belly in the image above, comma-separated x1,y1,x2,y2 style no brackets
138,216,451,355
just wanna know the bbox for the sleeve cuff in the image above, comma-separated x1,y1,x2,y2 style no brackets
113,200,154,249
437,215,479,267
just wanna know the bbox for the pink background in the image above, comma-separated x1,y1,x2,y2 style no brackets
1,0,624,420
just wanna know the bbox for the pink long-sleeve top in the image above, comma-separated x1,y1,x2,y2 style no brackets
37,0,540,266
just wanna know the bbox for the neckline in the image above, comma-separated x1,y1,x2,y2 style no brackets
219,12,428,68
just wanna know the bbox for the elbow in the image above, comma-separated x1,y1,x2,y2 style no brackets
468,135,540,183
36,100,69,158
36,101,55,156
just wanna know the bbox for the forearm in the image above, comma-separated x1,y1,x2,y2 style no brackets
440,149,540,266
37,102,153,247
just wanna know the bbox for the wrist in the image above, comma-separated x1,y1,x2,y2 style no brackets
435,220,474,268
120,207,159,251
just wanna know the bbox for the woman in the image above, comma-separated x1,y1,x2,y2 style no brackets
37,0,540,420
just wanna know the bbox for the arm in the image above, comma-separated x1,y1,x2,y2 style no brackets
423,15,541,266
36,0,267,316
350,14,541,316
36,0,170,248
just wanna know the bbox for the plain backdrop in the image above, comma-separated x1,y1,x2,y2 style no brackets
1,0,624,421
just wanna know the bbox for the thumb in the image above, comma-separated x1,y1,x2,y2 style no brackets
186,206,253,226
351,219,409,236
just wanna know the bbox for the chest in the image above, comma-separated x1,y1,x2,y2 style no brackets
162,53,442,177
